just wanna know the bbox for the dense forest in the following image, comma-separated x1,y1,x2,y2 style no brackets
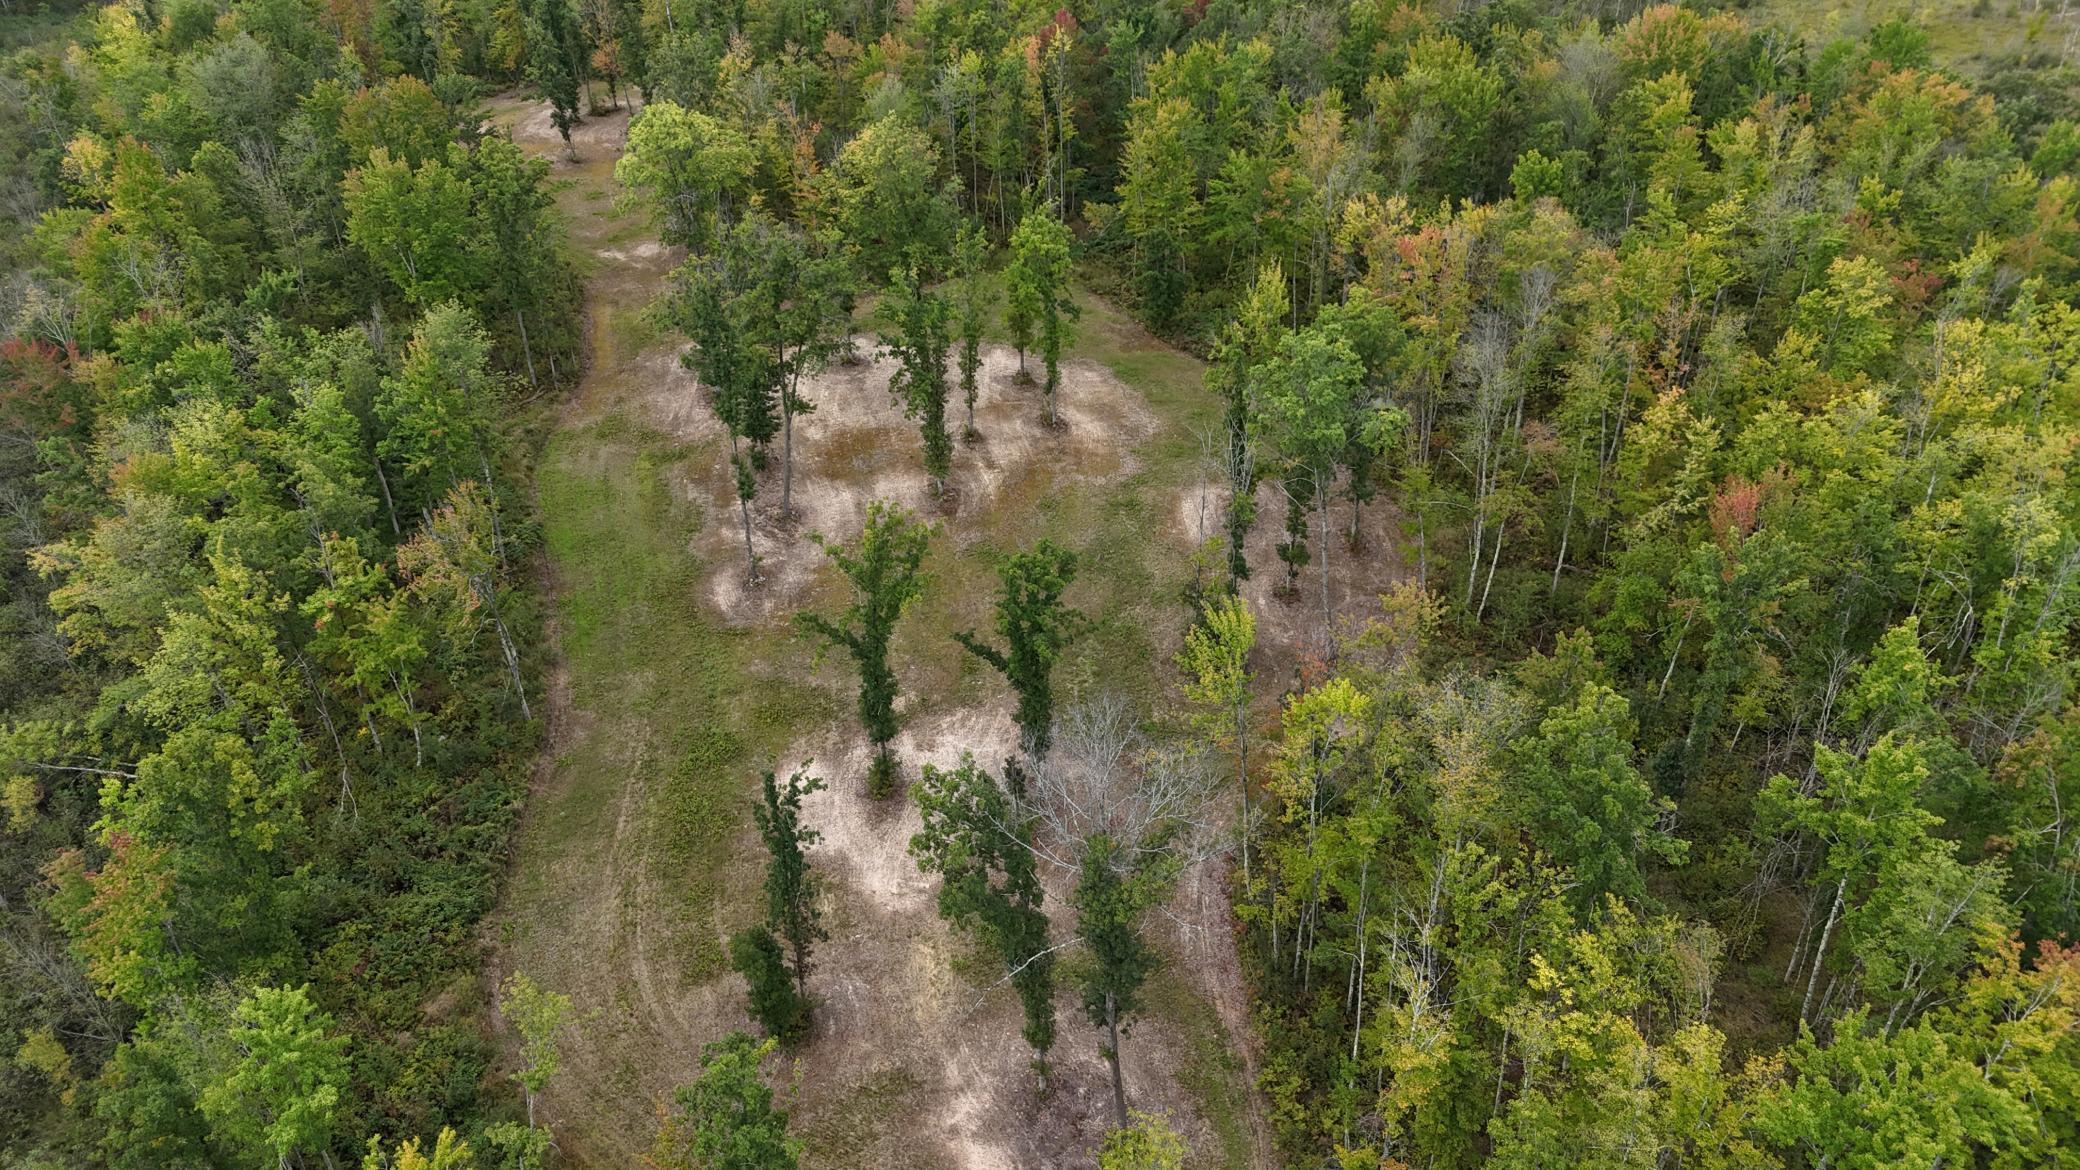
4,0,2080,1166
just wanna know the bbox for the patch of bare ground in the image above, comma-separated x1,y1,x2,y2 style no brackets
506,94,637,156
779,708,1243,1168
1171,473,1409,694
648,342,1160,626
488,92,1299,1170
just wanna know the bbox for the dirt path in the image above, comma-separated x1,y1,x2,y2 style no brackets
481,95,1375,1170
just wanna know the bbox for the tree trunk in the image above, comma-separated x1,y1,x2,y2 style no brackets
1476,519,1505,623
740,493,760,584
515,307,538,390
1551,462,1579,597
1801,878,1846,1023
1350,856,1369,1062
781,398,795,519
372,459,401,536
492,607,532,720
1104,991,1128,1130
1317,486,1334,657
1236,699,1251,890
478,449,509,564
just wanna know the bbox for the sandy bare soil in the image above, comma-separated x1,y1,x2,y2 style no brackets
485,94,1314,1170
776,708,1250,1167
640,339,1160,626
1173,472,1410,692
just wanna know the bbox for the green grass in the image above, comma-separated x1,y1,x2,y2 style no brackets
1745,0,2056,69
1146,973,1255,1170
516,413,838,974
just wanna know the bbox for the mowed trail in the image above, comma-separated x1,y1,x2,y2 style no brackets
485,96,745,1166
482,95,1359,1169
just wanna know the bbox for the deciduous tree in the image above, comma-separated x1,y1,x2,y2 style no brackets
200,985,350,1170
616,101,755,250
1008,206,1077,425
951,223,996,440
954,541,1085,761
796,503,934,797
910,755,1056,1084
880,263,955,496
652,1034,800,1170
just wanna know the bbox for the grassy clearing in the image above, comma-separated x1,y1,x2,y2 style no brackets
490,93,1266,1167
1746,0,2065,68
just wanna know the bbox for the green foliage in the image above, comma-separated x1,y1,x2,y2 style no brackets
497,970,569,1131
1074,832,1168,1039
879,262,955,494
1098,1111,1186,1170
1007,206,1077,424
951,223,995,439
12,0,2080,1165
1118,96,1199,331
0,1,568,1164
200,985,351,1168
652,1033,800,1170
375,302,502,515
817,116,953,281
522,0,584,150
1207,263,1287,585
666,221,780,456
1508,683,1685,916
345,149,484,307
1177,594,1255,877
954,541,1085,760
729,926,809,1041
795,502,934,796
910,755,1055,1071
753,767,824,1002
1251,323,1363,594
362,1127,478,1170
1510,149,1566,203
616,101,755,250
